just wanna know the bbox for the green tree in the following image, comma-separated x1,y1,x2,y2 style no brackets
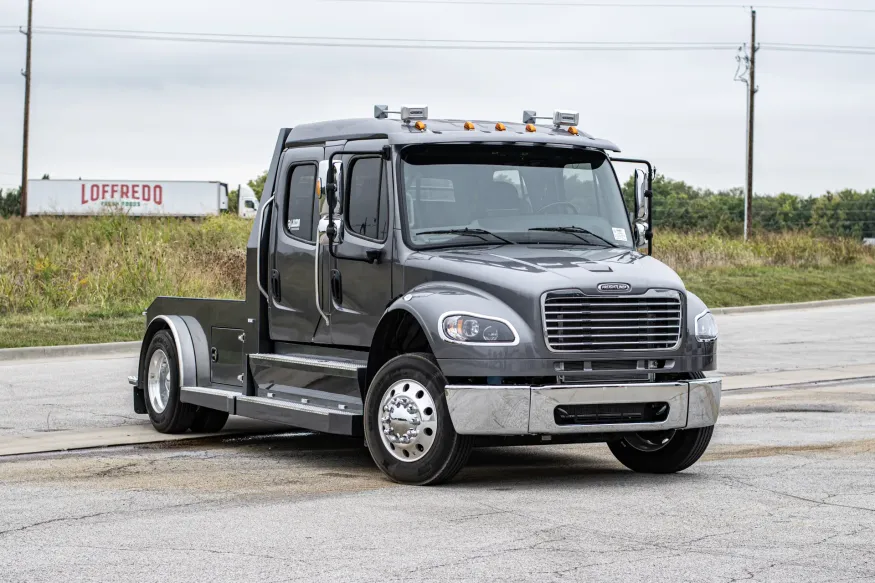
0,186,21,218
228,187,239,214
248,171,268,200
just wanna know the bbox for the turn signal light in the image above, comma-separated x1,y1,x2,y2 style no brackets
463,121,475,130
525,124,537,133
414,120,427,131
495,122,507,131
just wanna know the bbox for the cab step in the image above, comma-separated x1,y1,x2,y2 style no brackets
180,386,362,436
249,352,366,378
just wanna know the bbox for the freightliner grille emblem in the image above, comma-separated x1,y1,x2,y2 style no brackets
597,283,631,293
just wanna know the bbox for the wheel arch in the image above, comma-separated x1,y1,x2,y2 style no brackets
364,306,433,399
139,315,204,390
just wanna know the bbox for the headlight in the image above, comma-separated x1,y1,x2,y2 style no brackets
439,312,519,345
695,310,718,342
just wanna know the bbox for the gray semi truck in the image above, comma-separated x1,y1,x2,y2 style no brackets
128,106,721,485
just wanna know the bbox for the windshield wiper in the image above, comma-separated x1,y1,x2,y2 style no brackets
528,226,617,248
417,228,515,245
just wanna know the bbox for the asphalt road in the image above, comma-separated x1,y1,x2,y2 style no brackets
1,379,873,583
1,303,874,438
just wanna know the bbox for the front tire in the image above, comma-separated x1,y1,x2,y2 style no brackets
364,353,473,485
608,425,714,474
143,330,196,434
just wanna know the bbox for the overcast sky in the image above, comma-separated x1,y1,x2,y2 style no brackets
1,0,873,195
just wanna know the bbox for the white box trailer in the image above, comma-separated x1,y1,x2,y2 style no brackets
25,179,258,218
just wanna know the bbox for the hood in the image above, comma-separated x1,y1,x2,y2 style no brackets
404,245,685,300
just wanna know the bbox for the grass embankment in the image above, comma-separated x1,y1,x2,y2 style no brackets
656,232,875,307
1,216,874,348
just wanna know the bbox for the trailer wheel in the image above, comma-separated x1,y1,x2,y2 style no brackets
364,353,472,485
144,330,196,434
189,408,229,433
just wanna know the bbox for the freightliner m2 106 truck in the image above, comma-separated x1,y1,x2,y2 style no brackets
128,106,721,485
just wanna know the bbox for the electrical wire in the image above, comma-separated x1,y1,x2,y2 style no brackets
31,29,740,51
26,28,875,55
31,26,740,46
317,0,875,13
761,42,875,54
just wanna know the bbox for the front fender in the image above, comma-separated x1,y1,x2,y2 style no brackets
389,281,541,361
683,291,717,370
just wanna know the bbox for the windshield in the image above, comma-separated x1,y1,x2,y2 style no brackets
398,144,633,249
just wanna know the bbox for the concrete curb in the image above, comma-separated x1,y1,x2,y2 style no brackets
712,296,875,315
0,341,140,363
2,296,874,362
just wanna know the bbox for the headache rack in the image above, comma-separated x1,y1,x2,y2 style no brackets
542,290,683,352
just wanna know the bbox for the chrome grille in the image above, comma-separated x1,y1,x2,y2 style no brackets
543,291,682,352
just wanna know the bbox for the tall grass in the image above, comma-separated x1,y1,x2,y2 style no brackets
0,215,249,315
1,216,874,318
655,231,875,271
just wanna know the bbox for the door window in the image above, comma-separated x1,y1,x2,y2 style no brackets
285,164,317,241
346,157,389,241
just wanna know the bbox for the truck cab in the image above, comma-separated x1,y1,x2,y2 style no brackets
130,105,721,485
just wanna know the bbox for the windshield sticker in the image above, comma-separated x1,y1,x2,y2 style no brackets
612,227,628,242
288,219,301,231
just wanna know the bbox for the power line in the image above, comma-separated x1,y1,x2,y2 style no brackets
762,43,875,54
31,29,739,51
318,0,875,13
26,27,875,55
32,26,740,47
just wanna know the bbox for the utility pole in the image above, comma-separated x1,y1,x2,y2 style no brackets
20,0,33,217
745,7,757,240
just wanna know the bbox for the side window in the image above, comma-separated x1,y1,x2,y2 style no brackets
346,157,389,241
285,164,317,241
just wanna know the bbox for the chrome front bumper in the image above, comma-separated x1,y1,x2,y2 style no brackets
444,377,721,436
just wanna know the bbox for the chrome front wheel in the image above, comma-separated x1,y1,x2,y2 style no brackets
378,379,438,462
363,353,473,485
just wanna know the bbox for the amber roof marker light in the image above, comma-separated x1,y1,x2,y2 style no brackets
414,120,427,131
495,122,507,131
463,121,475,131
525,124,537,133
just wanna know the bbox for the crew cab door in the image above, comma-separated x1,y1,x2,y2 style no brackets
328,141,394,346
268,146,326,343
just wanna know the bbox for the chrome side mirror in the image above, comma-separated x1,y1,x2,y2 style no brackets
634,168,649,223
325,160,343,214
634,221,648,248
317,216,344,246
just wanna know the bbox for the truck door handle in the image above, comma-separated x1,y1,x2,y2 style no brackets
330,269,343,304
270,269,281,301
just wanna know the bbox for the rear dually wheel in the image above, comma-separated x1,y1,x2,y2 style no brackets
143,330,197,434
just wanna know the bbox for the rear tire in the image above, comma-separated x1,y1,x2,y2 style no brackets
189,408,229,433
364,353,473,485
143,330,196,434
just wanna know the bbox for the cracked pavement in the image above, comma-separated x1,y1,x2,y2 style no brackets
1,379,874,582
